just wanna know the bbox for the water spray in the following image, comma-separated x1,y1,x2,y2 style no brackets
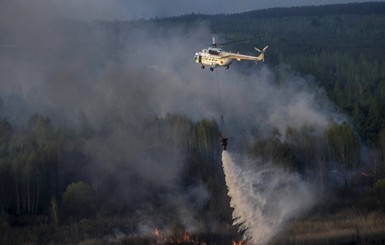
213,61,314,244
221,152,315,245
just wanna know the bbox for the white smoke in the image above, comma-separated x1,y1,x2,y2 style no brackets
222,151,315,244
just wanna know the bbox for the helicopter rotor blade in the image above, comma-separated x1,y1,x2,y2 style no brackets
255,46,269,53
218,38,253,46
212,37,217,47
210,36,266,48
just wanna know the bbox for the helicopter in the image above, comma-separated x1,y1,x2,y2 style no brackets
193,37,268,71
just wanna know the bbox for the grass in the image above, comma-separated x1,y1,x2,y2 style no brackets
2,209,385,244
271,210,385,245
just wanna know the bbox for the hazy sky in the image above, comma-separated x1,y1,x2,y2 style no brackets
15,0,377,20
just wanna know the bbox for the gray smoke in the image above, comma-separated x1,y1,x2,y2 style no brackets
0,0,346,235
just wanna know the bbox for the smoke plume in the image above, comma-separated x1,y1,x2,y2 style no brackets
0,0,347,237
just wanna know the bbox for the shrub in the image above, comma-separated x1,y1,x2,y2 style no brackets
373,179,385,192
62,181,97,217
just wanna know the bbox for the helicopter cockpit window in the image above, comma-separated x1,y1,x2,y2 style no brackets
208,49,219,55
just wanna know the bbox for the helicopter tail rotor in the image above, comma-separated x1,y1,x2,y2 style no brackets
254,46,268,62
255,46,268,53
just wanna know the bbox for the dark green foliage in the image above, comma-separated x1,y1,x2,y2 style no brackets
324,122,360,170
62,181,96,216
121,236,152,245
233,2,385,19
0,118,12,156
0,113,232,234
373,178,385,192
249,128,296,169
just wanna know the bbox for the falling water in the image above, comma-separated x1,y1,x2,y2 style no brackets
222,151,315,245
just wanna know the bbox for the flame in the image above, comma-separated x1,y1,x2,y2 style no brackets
232,240,243,245
182,230,190,242
152,227,246,245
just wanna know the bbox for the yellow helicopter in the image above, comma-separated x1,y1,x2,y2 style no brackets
193,37,268,71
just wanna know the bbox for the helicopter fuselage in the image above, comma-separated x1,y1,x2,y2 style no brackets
194,46,267,71
194,48,233,70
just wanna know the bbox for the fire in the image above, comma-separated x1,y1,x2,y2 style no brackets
153,227,240,245
232,240,244,245
182,230,190,242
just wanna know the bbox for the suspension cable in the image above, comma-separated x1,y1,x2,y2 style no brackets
215,69,225,132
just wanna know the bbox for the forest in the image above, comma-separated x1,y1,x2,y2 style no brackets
1,2,385,244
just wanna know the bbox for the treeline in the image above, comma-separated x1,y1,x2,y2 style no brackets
226,2,385,19
158,2,385,22
0,113,236,243
0,114,230,224
1,112,384,217
1,112,385,243
0,115,64,216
